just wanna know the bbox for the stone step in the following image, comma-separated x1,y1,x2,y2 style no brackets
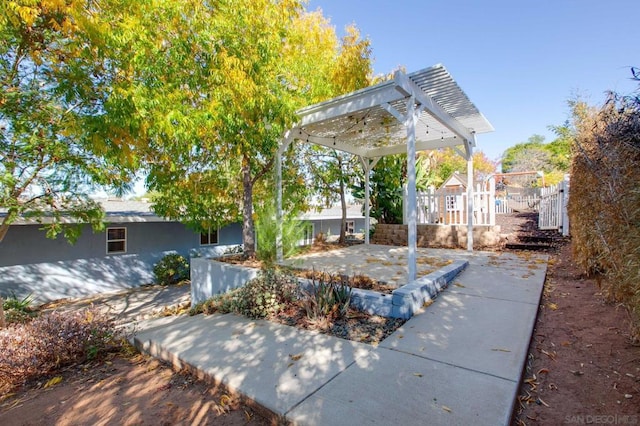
505,242,554,251
518,235,559,243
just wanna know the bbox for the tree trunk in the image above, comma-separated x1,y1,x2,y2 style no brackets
0,211,14,243
241,155,256,258
0,224,9,244
339,179,347,245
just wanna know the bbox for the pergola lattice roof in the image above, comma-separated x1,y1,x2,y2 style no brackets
277,64,493,277
289,64,493,158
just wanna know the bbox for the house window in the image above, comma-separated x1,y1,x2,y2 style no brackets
345,220,355,234
200,228,219,246
301,223,314,246
106,227,126,254
445,195,458,212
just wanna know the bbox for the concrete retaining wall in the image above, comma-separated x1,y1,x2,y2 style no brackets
191,258,259,306
191,257,468,320
371,224,501,249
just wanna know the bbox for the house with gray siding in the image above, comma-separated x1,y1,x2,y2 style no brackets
300,204,366,242
0,200,364,303
0,200,242,303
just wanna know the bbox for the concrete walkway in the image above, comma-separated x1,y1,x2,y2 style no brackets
132,250,547,425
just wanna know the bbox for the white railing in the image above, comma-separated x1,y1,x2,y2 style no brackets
413,179,496,226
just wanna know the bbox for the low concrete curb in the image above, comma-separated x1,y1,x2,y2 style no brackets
350,260,468,319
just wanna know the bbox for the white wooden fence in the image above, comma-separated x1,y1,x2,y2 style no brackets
412,179,496,226
538,178,570,236
410,175,570,236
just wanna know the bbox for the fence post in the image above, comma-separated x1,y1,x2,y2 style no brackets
489,177,496,226
562,174,570,236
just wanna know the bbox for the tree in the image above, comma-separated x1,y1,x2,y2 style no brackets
428,148,496,186
501,132,571,186
302,24,372,244
305,148,359,243
354,154,432,224
0,0,138,243
125,3,372,258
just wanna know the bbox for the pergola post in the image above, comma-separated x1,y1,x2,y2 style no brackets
406,96,418,282
466,135,475,251
276,132,292,263
359,156,380,245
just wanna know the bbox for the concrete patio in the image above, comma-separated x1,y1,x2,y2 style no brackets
132,247,547,425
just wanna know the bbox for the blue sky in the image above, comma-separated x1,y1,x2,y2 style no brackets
307,0,639,162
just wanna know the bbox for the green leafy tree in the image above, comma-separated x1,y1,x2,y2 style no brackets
302,24,372,244
0,0,138,243
112,2,370,258
428,148,496,186
501,132,571,186
353,154,432,224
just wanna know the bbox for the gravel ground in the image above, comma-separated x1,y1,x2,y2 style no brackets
271,303,407,345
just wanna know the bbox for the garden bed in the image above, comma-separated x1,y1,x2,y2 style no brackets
192,247,468,321
217,254,396,294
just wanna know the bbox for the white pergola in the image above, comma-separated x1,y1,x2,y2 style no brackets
276,64,493,281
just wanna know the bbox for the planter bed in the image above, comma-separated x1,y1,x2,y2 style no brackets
191,255,468,320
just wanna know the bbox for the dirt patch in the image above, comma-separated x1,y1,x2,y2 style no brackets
513,241,640,424
216,249,397,294
294,269,396,294
0,352,271,426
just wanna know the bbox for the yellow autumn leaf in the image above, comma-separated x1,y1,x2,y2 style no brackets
219,394,231,406
44,376,63,388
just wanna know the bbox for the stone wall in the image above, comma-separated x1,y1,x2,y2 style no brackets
371,223,502,249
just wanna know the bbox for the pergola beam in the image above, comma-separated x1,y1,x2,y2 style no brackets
364,137,461,158
297,82,406,129
297,133,371,158
276,131,294,263
393,71,476,144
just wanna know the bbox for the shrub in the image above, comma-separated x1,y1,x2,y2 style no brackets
190,269,298,319
2,292,37,324
569,93,640,341
153,253,190,285
190,292,236,316
0,309,120,394
233,269,298,319
255,199,306,266
301,272,352,321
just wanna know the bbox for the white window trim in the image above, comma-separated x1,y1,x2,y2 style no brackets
300,222,315,246
445,195,460,212
200,227,220,246
345,220,355,234
106,227,127,254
